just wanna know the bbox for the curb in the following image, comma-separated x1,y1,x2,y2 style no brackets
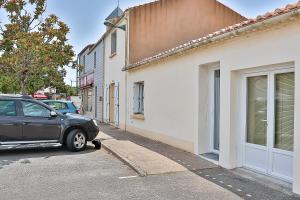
101,141,147,177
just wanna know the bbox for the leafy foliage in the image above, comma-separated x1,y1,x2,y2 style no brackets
0,0,75,94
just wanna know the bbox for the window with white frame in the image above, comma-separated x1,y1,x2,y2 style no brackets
111,31,117,55
94,51,97,68
133,82,144,114
83,55,86,73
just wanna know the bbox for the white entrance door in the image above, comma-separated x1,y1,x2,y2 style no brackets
209,68,220,154
213,70,220,152
243,69,295,182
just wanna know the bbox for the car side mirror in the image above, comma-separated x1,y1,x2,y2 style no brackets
50,111,58,117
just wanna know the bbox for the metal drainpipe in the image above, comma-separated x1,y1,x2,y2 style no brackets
124,14,129,132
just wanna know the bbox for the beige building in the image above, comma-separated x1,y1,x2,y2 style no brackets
129,0,246,63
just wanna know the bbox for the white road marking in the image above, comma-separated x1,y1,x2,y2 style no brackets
227,185,233,188
237,189,242,192
118,176,138,179
246,194,252,197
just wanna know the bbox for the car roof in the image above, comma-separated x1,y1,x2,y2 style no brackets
0,94,33,100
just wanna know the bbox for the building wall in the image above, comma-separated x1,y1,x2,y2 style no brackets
78,42,105,121
103,17,127,128
129,0,246,63
79,47,94,75
126,19,300,193
88,42,105,121
78,48,94,117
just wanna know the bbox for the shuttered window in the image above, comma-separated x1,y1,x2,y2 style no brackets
94,51,97,68
111,31,117,55
133,82,144,114
275,72,295,151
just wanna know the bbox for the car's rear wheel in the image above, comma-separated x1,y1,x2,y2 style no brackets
66,129,87,152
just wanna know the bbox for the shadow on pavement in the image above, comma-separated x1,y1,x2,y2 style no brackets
99,123,300,200
0,144,99,170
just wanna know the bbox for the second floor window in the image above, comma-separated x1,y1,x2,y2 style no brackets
83,55,86,73
94,51,97,68
111,31,117,55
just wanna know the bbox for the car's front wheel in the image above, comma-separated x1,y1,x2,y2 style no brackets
66,129,87,152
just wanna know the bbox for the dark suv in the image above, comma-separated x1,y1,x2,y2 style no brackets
0,94,99,151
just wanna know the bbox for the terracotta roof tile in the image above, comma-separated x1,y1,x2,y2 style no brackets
126,1,300,70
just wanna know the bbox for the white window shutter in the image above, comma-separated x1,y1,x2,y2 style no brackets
133,84,139,113
114,82,119,126
141,84,144,113
105,84,110,122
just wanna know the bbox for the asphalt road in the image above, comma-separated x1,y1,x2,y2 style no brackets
0,144,241,200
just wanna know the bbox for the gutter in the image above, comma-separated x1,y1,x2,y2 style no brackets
123,8,300,71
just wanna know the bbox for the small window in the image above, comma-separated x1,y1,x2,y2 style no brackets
83,55,86,73
111,31,117,55
22,101,50,118
133,82,144,114
94,51,97,68
0,100,17,116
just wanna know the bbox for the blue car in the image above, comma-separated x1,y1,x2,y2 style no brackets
42,100,80,114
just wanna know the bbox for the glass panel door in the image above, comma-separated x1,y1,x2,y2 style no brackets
244,70,294,181
247,75,268,146
274,72,295,151
214,70,220,151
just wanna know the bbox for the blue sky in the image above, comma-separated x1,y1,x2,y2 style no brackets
0,0,297,85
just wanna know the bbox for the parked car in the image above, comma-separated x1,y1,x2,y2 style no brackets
42,100,80,114
0,94,99,151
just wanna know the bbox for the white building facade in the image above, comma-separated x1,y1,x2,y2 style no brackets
80,2,300,195
124,7,300,194
102,10,128,128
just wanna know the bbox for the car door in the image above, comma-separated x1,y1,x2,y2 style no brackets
0,99,23,142
21,100,61,141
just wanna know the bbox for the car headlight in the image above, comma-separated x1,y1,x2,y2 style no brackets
93,119,98,126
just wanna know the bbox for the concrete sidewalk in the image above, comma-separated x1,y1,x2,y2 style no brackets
100,135,186,176
97,124,300,200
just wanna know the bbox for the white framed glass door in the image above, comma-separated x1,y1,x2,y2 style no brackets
243,68,295,182
209,68,220,154
213,70,220,152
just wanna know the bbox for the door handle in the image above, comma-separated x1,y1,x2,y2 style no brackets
23,122,30,125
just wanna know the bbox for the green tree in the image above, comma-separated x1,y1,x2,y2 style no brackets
58,84,77,98
0,0,74,94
